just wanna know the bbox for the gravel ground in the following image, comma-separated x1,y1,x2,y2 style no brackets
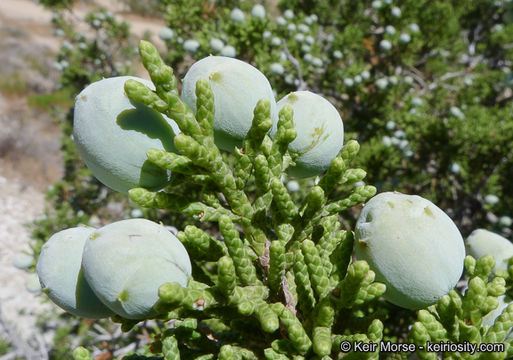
0,2,63,354
0,175,59,358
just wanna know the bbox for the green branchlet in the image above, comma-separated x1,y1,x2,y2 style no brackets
407,255,512,360
72,347,93,360
195,78,215,138
107,40,417,360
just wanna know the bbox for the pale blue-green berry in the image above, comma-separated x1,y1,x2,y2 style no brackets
449,162,461,174
305,35,315,45
230,8,245,23
372,0,382,9
181,56,278,152
399,139,409,150
53,61,63,71
361,70,371,79
385,121,396,130
450,106,465,119
384,0,393,4
492,24,504,33
251,4,266,18
304,16,314,25
333,50,343,59
298,24,309,33
355,192,465,310
210,38,224,52
409,23,420,33
301,44,311,52
37,227,115,318
382,136,392,147
464,76,473,86
376,78,388,89
271,37,282,46
92,19,101,28
344,78,354,87
158,27,174,41
286,180,300,192
354,75,362,83
130,208,144,218
391,137,400,146
284,74,294,85
404,150,413,157
394,130,405,139
284,9,294,19
263,30,272,39
26,274,42,294
404,75,414,84
270,63,285,75
13,253,34,270
221,45,237,58
412,97,423,106
500,216,513,228
82,219,191,320
184,39,200,53
466,229,513,272
380,39,392,51
73,76,180,193
385,25,396,35
303,53,313,62
273,91,344,178
310,14,318,21
391,6,402,17
287,23,296,32
276,16,286,26
279,52,287,61
312,57,323,67
485,194,500,205
62,40,74,51
388,76,398,85
399,33,411,44
294,33,305,42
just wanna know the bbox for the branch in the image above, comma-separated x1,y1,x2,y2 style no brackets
282,42,307,91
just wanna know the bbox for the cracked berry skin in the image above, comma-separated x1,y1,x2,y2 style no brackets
81,219,191,319
355,192,465,310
